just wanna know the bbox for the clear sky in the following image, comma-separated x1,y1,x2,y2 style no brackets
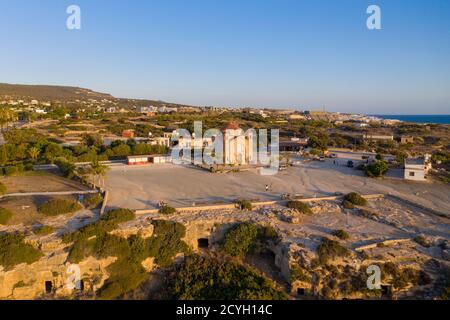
1,0,449,114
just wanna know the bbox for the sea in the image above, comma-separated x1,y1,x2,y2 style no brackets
373,115,450,125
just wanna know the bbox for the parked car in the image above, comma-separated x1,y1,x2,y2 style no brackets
319,156,326,162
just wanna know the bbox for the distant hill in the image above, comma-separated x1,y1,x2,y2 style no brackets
0,83,195,109
0,83,115,101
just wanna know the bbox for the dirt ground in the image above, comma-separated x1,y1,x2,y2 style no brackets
0,171,89,194
0,194,85,227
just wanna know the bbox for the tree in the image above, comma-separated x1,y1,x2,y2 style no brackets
82,134,103,148
43,143,64,163
0,145,8,166
308,133,329,151
365,161,389,178
111,143,131,157
91,160,109,189
395,151,408,164
0,108,18,132
27,146,40,162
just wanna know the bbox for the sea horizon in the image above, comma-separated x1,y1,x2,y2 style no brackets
371,114,450,125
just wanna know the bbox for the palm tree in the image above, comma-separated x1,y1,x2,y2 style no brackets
27,147,40,162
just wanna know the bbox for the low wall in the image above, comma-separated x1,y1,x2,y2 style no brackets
0,190,98,200
134,193,385,215
355,238,411,252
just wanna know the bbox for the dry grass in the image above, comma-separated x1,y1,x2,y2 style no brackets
0,171,88,194
0,195,81,226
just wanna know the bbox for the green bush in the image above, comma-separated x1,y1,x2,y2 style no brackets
0,207,13,225
147,220,189,267
290,266,312,283
333,229,350,240
84,194,104,209
414,235,431,248
0,233,43,270
0,181,7,195
65,215,188,299
342,200,355,209
159,206,177,215
287,201,312,214
54,158,76,178
33,225,54,236
3,166,19,176
101,208,135,223
257,226,280,243
169,254,288,300
344,192,367,206
359,208,379,219
63,208,135,244
235,199,252,211
222,223,259,257
38,199,82,216
317,238,349,264
221,223,280,258
365,161,389,178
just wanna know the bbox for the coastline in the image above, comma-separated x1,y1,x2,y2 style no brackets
371,114,450,125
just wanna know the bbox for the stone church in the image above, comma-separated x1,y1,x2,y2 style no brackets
222,122,255,165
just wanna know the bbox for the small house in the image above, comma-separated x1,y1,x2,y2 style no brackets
404,155,432,181
122,130,135,139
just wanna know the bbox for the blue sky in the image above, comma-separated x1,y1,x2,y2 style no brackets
1,0,449,114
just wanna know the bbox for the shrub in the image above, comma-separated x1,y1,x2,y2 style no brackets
3,166,19,176
0,207,13,225
414,235,431,248
257,226,280,243
333,229,350,240
317,238,349,264
235,199,252,211
342,200,355,209
33,225,54,236
101,208,135,223
290,266,312,283
147,220,189,267
287,201,312,214
222,223,259,257
64,210,188,299
344,192,367,206
365,161,389,178
84,194,104,209
169,254,288,300
63,208,135,244
0,181,7,195
38,199,82,216
0,233,43,270
359,208,379,220
54,158,76,178
159,206,177,215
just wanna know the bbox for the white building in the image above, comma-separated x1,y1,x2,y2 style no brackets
223,122,255,165
404,155,432,181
